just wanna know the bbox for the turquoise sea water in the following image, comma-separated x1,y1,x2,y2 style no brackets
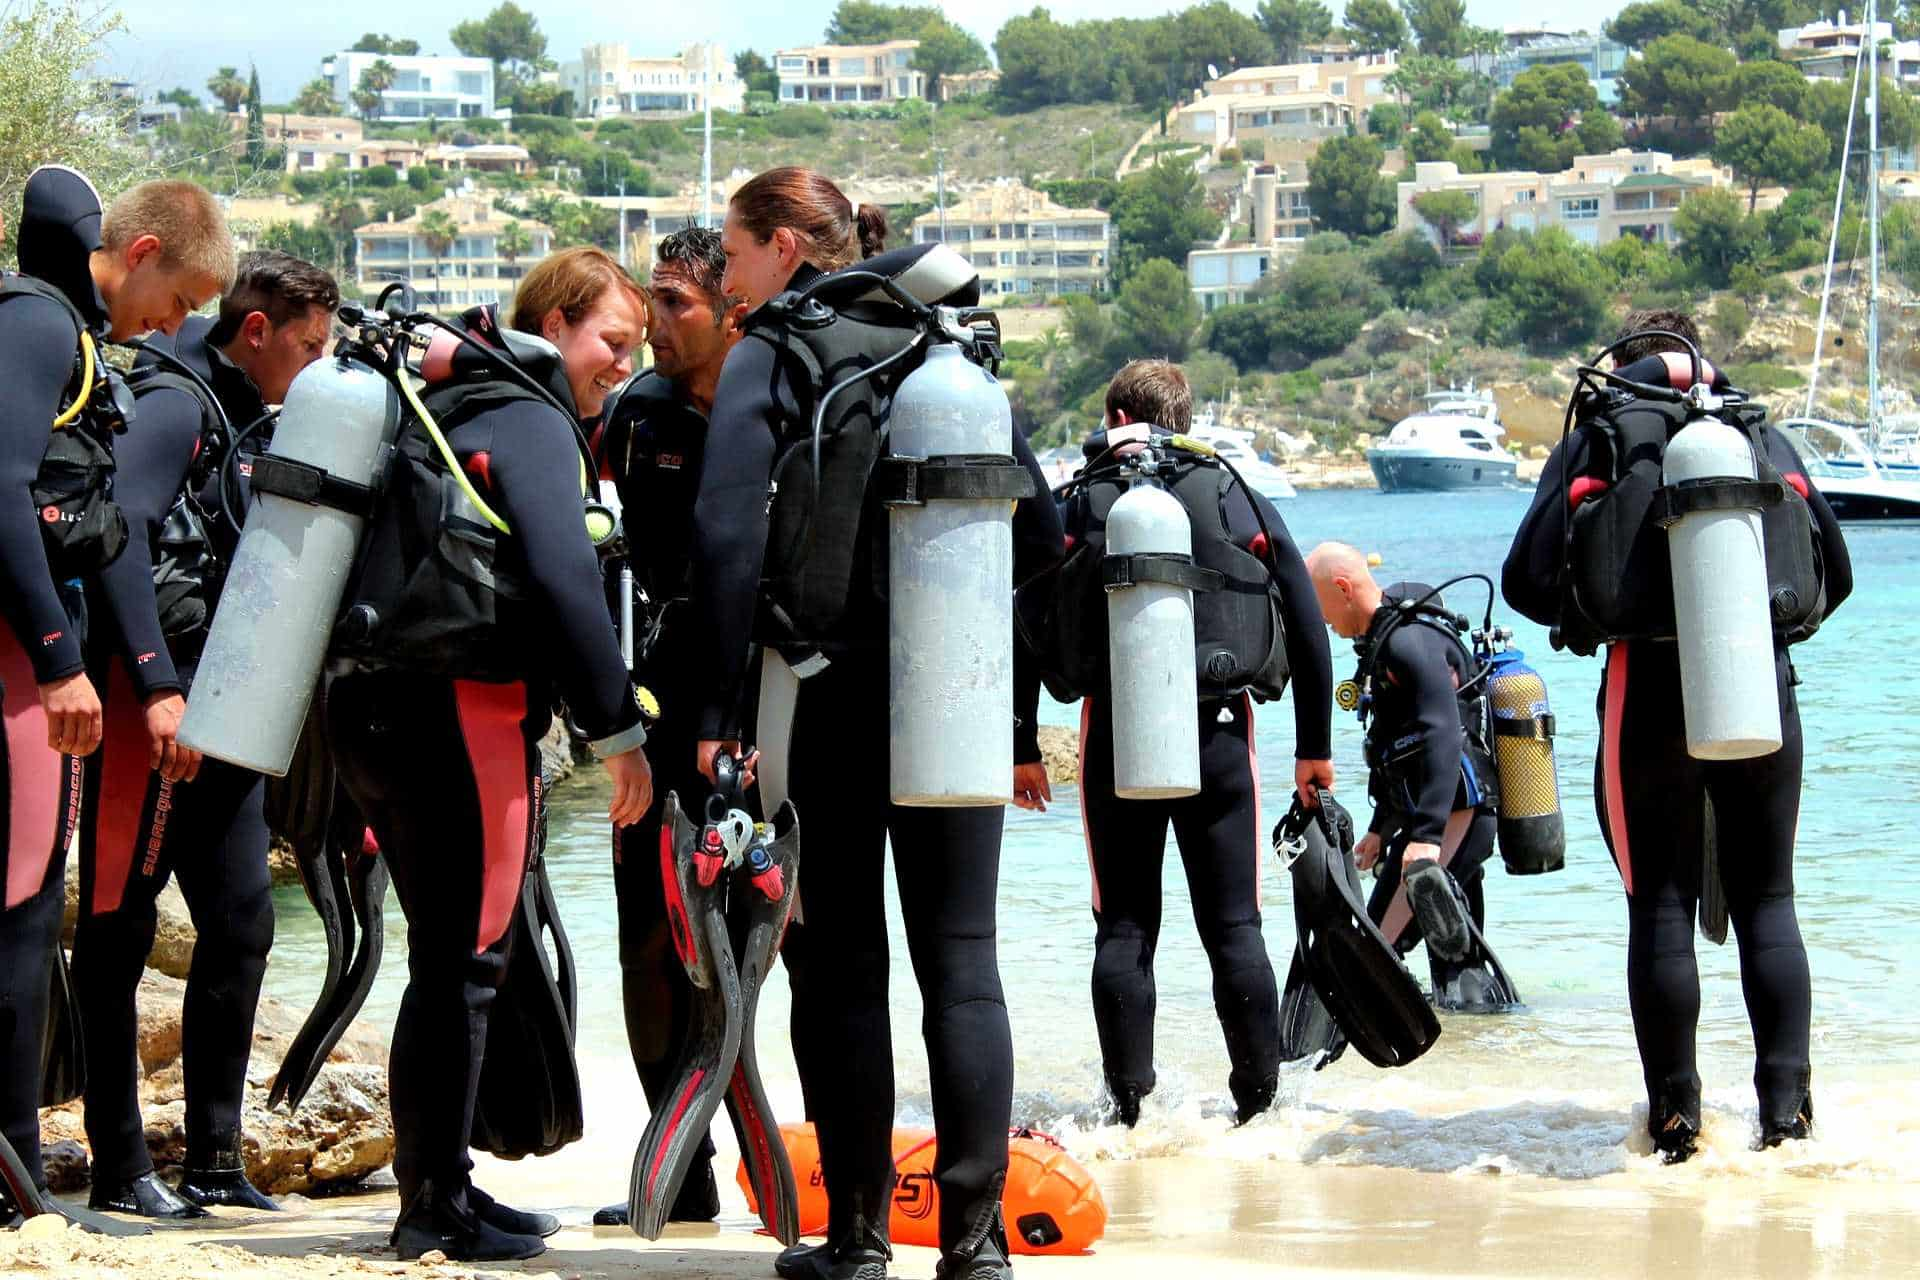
262,486,1920,1183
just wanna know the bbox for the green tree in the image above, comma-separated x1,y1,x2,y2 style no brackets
416,207,459,303
1271,245,1386,362
1108,157,1222,282
1490,63,1605,169
913,25,991,96
1404,0,1469,57
1673,187,1763,288
293,78,339,115
825,0,946,42
1730,58,1809,116
1807,76,1920,169
1161,3,1278,100
207,66,247,113
353,59,396,121
1617,35,1735,129
1407,110,1454,162
351,32,420,55
1307,134,1394,237
993,9,1078,111
1368,101,1406,141
450,2,550,91
1412,188,1476,251
1385,53,1487,118
158,86,198,110
1603,0,1713,48
1713,104,1827,212
244,66,265,167
1205,303,1278,371
1343,0,1408,53
1368,231,1445,304
258,219,334,264
497,219,531,277
1113,259,1200,359
735,50,779,96
1256,0,1332,62
1477,228,1608,350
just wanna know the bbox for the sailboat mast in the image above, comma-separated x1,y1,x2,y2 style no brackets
1869,0,1883,431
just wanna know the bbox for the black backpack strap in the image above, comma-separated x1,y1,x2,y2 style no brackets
1101,552,1224,594
874,453,1037,505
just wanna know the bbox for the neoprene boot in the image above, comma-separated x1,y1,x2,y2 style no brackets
178,1147,280,1211
1756,1068,1814,1150
390,1178,545,1262
468,1183,560,1238
88,1171,209,1219
590,1154,720,1226
935,1174,1015,1280
1648,1080,1702,1165
1231,1072,1278,1125
1106,1081,1146,1128
773,1188,892,1280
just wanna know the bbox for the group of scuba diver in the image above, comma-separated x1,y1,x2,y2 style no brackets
0,150,1850,1275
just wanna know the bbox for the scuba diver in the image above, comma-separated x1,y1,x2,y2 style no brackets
0,169,233,1226
1018,359,1334,1127
1306,544,1520,1013
72,250,337,1219
1503,309,1852,1162
588,227,746,1229
686,167,1063,1280
314,247,654,1260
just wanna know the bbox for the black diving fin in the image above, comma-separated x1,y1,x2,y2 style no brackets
1277,946,1348,1071
1698,795,1729,946
1275,789,1439,1069
271,791,389,1111
0,1130,149,1237
40,944,85,1107
471,848,585,1160
1402,861,1523,1013
268,807,355,1110
628,754,803,1245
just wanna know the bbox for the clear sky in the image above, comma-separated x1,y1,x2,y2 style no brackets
103,1,1623,103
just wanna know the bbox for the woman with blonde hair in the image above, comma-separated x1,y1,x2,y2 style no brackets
324,247,654,1261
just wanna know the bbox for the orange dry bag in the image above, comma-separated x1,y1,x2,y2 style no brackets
738,1123,1106,1255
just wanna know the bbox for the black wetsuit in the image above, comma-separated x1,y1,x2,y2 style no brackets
1502,361,1853,1129
598,373,717,1181
325,391,643,1220
1074,487,1331,1121
0,178,107,1197
1354,584,1497,988
687,269,1064,1250
72,316,275,1188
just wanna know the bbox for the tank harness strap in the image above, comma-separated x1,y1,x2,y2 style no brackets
1493,712,1556,740
874,453,1038,505
1100,553,1225,594
1649,477,1786,528
759,600,832,679
249,453,379,518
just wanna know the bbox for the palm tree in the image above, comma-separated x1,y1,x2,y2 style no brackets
294,78,339,115
206,67,247,113
355,60,398,122
497,220,531,280
417,208,459,306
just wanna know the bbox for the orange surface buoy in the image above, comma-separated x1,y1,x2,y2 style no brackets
737,1123,1106,1255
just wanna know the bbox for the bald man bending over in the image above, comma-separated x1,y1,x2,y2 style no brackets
1307,543,1516,1011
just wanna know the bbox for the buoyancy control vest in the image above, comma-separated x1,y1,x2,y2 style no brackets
1558,360,1825,658
0,274,134,578
328,306,590,681
1350,588,1499,818
122,364,229,641
1021,438,1291,704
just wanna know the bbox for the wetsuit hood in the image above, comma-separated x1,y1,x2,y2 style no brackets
17,165,108,331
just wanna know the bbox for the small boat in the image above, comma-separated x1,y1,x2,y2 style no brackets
1366,387,1518,492
1776,417,1920,523
1185,423,1298,500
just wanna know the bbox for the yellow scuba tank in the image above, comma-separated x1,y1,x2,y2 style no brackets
1481,636,1565,875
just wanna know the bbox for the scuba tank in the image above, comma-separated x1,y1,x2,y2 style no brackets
885,342,1024,807
1103,468,1201,800
179,343,401,775
1478,637,1565,875
1661,408,1782,760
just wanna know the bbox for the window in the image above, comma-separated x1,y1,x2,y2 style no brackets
1330,78,1347,96
459,72,484,95
838,58,869,76
781,84,802,100
894,51,910,68
777,56,806,71
1562,197,1600,220
1514,189,1536,203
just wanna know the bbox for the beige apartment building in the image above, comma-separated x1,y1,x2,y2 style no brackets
776,40,924,105
1395,150,1750,249
1177,58,1398,151
562,41,744,118
911,183,1110,298
355,196,554,309
1187,164,1314,312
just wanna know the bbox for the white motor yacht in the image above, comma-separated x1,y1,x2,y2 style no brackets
1366,387,1519,491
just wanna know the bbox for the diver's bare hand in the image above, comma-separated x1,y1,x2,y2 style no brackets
1013,761,1052,811
144,691,201,783
40,672,102,756
1354,831,1384,872
1295,758,1334,806
606,747,652,826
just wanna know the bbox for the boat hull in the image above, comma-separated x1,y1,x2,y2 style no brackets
1813,475,1920,522
1367,450,1518,492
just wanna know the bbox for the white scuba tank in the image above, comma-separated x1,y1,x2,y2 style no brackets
887,343,1016,807
1662,414,1783,760
1105,479,1201,799
179,357,401,775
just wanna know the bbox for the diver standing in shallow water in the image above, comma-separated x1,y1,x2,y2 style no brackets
1019,359,1333,1127
322,248,654,1260
687,167,1062,1279
1503,309,1852,1161
0,169,233,1223
590,227,745,1228
74,251,337,1219
1306,544,1519,1012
